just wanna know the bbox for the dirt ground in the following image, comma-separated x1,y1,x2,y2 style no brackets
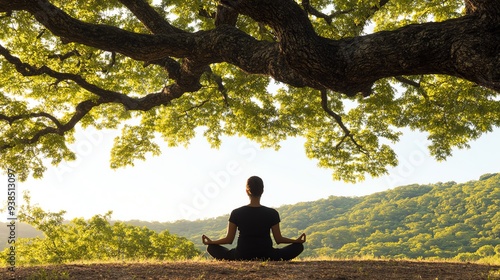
2,260,500,280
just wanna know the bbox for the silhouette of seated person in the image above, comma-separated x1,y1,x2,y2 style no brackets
202,176,306,261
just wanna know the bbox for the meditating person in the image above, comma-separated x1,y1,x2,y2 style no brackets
201,176,306,261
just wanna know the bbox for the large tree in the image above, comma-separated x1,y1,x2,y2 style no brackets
0,0,499,182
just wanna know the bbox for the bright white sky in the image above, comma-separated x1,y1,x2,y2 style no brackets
2,126,499,223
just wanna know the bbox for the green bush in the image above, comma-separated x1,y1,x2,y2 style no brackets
0,192,200,265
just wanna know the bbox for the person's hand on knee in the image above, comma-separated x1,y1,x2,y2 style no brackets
202,235,213,245
296,233,306,243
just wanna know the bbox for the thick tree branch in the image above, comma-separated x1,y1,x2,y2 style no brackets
0,44,148,110
0,112,62,128
301,0,389,25
121,0,237,107
118,0,185,34
465,0,500,21
1,0,499,97
301,0,353,25
223,0,500,95
395,76,421,89
198,3,240,27
215,4,239,26
0,99,104,151
0,43,188,152
118,0,190,91
0,0,195,62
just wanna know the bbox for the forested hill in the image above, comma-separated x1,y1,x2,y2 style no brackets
3,173,499,261
130,173,500,260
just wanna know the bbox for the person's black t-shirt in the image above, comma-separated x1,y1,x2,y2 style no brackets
229,205,280,258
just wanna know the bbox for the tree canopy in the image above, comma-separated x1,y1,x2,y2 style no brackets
0,0,499,182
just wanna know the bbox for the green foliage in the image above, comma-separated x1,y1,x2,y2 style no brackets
0,192,200,265
1,0,498,182
148,173,500,261
394,76,500,160
372,0,464,31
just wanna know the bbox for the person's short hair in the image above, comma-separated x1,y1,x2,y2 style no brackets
246,176,264,197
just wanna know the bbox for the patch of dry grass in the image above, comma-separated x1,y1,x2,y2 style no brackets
2,259,500,280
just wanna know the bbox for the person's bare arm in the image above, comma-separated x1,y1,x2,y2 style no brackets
271,223,306,244
202,222,237,245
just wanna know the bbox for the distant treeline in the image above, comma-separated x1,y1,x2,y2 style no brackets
129,173,500,261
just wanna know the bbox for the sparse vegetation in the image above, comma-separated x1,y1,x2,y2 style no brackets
25,268,70,280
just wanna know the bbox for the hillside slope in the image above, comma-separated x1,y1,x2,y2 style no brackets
156,173,500,260
3,173,499,261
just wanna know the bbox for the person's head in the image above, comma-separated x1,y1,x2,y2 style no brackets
246,176,264,197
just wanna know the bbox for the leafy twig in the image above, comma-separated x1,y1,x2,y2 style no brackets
320,90,368,154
